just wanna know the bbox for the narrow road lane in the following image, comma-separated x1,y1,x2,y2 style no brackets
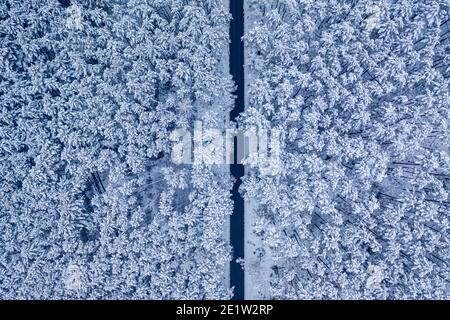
229,0,245,300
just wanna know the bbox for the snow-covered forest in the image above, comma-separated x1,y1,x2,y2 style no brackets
0,0,234,299
0,0,449,300
242,0,449,299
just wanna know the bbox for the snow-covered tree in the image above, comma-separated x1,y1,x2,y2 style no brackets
0,0,233,299
242,0,449,299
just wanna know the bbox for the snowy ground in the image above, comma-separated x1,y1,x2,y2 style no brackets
222,0,230,291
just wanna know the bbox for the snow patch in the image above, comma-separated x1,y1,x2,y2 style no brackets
64,264,82,291
66,4,82,30
366,265,383,290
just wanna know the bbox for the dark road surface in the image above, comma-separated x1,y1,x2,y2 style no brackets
229,0,245,300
